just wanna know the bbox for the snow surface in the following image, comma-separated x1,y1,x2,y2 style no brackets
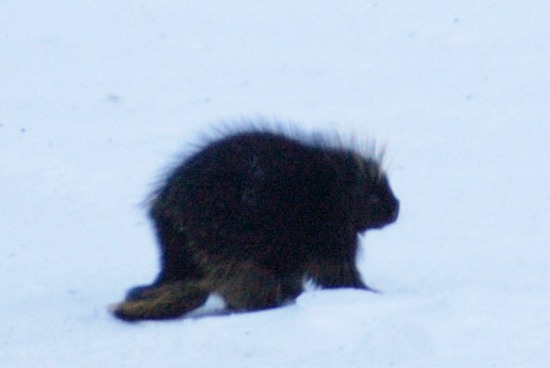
2,1,550,367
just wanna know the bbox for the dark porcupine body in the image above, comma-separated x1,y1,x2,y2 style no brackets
113,129,399,321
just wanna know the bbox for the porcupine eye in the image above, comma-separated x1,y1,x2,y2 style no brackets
367,193,381,205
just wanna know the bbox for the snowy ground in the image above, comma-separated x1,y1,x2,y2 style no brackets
2,1,550,367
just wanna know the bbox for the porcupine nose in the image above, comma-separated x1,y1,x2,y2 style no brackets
390,198,400,223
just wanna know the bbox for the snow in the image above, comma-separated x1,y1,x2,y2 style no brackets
2,1,550,367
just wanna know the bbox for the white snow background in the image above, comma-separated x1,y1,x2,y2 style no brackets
2,1,550,367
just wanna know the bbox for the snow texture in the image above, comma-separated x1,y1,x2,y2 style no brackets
2,1,550,367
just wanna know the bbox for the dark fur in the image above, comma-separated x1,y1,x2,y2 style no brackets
113,129,399,321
